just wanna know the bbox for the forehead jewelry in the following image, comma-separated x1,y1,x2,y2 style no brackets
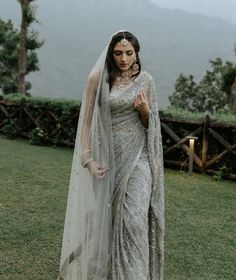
120,32,128,46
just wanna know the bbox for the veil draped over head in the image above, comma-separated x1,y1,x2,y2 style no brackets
58,31,164,280
59,34,116,280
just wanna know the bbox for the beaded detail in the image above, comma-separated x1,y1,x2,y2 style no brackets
112,69,134,91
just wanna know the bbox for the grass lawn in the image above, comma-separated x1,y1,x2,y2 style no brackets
0,136,235,280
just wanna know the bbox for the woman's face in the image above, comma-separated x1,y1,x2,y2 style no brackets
113,41,136,72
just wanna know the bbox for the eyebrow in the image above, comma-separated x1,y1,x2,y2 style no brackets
113,49,134,52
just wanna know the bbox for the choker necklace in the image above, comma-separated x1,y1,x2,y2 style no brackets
112,69,133,91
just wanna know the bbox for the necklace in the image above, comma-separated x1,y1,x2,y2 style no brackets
112,69,134,91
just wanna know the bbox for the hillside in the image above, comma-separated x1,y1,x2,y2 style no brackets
0,0,236,106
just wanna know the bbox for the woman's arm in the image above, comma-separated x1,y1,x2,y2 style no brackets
79,71,108,180
133,90,151,128
80,72,99,166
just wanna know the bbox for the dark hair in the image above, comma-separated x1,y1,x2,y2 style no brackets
105,31,141,90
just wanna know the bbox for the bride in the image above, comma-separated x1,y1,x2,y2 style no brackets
58,31,164,280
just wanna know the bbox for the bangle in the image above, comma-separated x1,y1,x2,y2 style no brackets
81,149,91,155
82,158,94,167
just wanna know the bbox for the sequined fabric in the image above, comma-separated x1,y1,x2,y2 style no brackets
109,71,164,280
58,70,164,280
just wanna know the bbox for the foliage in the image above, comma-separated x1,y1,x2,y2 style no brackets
0,94,80,146
221,67,236,94
29,127,46,146
213,165,230,181
18,0,37,25
221,67,236,110
4,93,80,108
0,95,235,179
169,58,236,113
0,6,43,95
161,107,236,125
0,19,19,94
2,119,20,138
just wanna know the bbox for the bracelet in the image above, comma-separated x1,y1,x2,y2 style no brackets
82,158,94,167
81,149,92,155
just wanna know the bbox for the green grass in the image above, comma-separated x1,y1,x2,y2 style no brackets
0,136,72,280
0,136,235,279
165,170,235,280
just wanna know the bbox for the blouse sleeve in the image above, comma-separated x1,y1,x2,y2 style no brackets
79,71,100,166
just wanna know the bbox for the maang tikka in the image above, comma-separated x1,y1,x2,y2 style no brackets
119,32,139,71
120,32,129,46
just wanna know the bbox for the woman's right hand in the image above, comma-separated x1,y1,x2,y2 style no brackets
87,160,109,180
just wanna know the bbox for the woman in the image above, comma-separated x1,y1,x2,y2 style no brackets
58,31,164,280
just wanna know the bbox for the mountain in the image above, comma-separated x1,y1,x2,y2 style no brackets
150,0,236,26
0,0,235,107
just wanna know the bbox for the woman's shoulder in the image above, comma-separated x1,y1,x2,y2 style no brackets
139,70,154,83
87,71,101,84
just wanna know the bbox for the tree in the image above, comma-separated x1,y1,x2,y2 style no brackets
222,67,236,111
169,58,236,113
0,19,19,94
0,11,42,94
17,0,43,95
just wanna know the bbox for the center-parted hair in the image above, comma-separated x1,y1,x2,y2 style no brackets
105,31,141,90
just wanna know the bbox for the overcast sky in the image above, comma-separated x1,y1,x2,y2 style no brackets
1,0,236,26
151,0,236,26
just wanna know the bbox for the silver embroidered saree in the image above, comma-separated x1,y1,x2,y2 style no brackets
58,51,164,280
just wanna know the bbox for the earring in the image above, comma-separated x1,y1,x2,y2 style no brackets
132,59,139,71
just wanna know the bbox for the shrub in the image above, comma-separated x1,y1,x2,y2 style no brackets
2,119,20,138
29,127,47,146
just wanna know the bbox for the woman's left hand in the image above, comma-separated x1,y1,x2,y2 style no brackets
133,91,150,117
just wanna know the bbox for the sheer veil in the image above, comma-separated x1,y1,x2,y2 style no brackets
58,34,117,280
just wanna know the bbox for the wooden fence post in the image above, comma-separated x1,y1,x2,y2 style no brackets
202,114,209,171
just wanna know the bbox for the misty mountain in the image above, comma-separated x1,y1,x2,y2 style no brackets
1,0,236,107
150,0,236,26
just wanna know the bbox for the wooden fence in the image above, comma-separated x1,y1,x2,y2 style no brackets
161,115,236,180
0,99,235,179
